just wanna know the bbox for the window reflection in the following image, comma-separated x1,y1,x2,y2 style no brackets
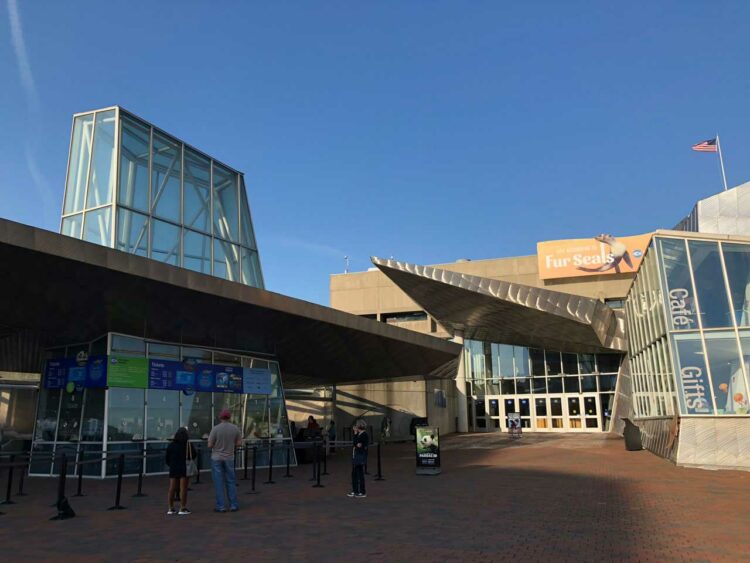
182,392,212,440
116,208,148,256
213,239,240,282
81,388,105,441
659,238,698,330
87,110,116,208
722,242,750,327
108,388,145,441
61,214,83,239
239,180,256,249
689,241,732,329
146,390,180,440
150,219,180,266
672,333,713,414
183,149,211,232
64,114,94,214
213,164,238,241
83,207,112,246
118,116,150,212
151,133,181,222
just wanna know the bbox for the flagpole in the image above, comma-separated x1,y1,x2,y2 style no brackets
717,134,728,191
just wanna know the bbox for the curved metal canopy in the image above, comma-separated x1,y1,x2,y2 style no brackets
372,257,627,353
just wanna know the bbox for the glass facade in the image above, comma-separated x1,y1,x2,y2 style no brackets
60,107,264,289
625,235,750,418
31,333,292,477
464,339,621,432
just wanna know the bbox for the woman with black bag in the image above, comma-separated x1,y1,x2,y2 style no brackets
165,427,197,515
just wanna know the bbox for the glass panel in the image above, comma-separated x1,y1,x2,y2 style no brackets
80,388,105,442
535,398,547,416
705,331,747,415
532,377,547,393
689,241,732,329
529,349,545,375
213,239,240,282
546,351,562,375
111,334,145,355
83,207,112,245
106,442,143,475
579,354,596,374
547,377,563,393
581,376,598,392
567,397,581,416
519,398,530,416
597,354,621,373
241,247,263,288
150,219,180,266
35,388,61,441
584,396,598,416
550,397,563,416
145,442,169,474
183,229,212,274
0,387,36,449
493,344,514,377
659,238,698,330
562,353,578,374
107,388,145,441
489,399,499,417
61,214,83,239
146,389,180,440
215,394,243,427
151,133,181,222
86,110,116,208
116,208,148,256
118,116,150,212
213,164,238,241
671,333,713,414
600,393,615,431
182,392,212,440
239,178,257,248
721,243,750,327
148,342,180,359
56,388,84,442
516,378,530,394
245,396,269,440
63,114,94,214
183,148,211,232
563,376,580,393
513,347,530,377
501,379,515,394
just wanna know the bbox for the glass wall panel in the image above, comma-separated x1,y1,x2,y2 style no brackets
56,389,84,442
736,331,750,414
150,219,180,266
215,394,243,427
151,133,181,223
111,334,146,355
182,392,212,440
493,344,514,377
546,351,562,375
80,388,105,442
183,229,212,274
704,331,747,415
86,110,116,208
116,208,148,256
722,243,750,327
146,389,180,440
213,239,240,282
529,349,545,375
513,347,530,377
579,354,596,374
597,354,621,373
213,164,238,241
64,114,94,214
659,238,698,330
671,333,713,415
148,342,180,359
239,179,256,249
562,353,578,374
240,247,263,288
107,388,145,441
688,241,732,329
183,148,211,232
61,214,83,239
83,207,112,245
118,116,150,212
35,388,60,441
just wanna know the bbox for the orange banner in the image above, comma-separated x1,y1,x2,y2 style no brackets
537,233,653,280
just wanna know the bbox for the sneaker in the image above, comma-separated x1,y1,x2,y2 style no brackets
178,508,192,515
214,508,227,513
355,493,367,498
346,492,356,498
167,508,177,515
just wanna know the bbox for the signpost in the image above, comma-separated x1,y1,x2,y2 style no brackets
415,426,441,475
508,412,522,439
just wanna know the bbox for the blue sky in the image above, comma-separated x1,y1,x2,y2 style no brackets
2,1,750,305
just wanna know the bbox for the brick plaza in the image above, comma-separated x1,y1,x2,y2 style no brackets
0,434,746,562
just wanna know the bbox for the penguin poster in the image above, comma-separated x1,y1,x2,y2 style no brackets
415,427,441,475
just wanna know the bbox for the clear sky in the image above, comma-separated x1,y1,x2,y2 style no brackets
2,1,750,305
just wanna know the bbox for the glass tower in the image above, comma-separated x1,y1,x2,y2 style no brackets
59,106,264,288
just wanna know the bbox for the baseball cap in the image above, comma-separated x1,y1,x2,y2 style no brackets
219,409,231,420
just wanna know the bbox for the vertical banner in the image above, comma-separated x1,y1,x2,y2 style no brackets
415,426,441,475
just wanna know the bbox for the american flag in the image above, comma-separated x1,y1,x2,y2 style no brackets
692,138,718,152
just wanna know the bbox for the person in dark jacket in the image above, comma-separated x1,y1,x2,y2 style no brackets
347,419,369,498
165,427,196,515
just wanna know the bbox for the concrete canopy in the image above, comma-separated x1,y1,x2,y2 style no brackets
372,257,627,353
0,219,460,387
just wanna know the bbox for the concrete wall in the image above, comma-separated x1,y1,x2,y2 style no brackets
676,418,750,470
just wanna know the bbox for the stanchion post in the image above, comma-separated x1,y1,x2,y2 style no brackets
243,445,249,480
194,447,202,485
2,454,16,505
108,454,126,510
322,442,329,476
74,449,85,497
247,446,258,494
264,443,275,484
312,442,324,488
133,452,146,498
375,442,385,481
49,453,70,519
284,442,292,478
17,458,27,497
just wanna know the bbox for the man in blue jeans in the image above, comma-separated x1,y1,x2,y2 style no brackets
208,409,242,512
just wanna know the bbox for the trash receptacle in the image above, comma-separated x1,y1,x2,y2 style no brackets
621,418,643,451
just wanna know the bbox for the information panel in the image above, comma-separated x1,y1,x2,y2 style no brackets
415,426,441,475
43,356,108,390
107,356,149,388
242,367,273,395
148,359,197,391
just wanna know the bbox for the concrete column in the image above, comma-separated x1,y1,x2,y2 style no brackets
453,331,469,433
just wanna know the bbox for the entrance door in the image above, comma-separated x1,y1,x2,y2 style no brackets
582,395,600,430
534,397,549,430
549,396,564,429
502,397,532,430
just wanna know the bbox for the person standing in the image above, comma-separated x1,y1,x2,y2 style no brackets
165,427,196,515
347,419,369,498
208,409,242,512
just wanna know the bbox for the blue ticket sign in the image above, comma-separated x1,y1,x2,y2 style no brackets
209,364,244,394
148,359,197,391
44,359,72,389
44,356,108,390
243,367,272,395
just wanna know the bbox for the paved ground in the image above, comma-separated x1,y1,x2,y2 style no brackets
1,433,748,562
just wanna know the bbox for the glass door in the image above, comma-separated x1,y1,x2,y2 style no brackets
582,395,600,430
518,396,532,428
549,396,564,429
534,397,549,431
487,397,502,430
566,396,583,430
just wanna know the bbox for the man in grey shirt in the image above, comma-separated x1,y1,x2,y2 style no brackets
208,409,242,512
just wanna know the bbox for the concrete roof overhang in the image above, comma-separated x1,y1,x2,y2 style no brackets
372,257,627,354
0,219,460,387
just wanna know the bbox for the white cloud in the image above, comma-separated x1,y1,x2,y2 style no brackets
7,0,40,114
272,235,347,258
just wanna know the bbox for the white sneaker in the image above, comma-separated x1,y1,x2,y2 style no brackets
167,508,177,515
346,492,356,497
355,493,367,498
178,508,192,515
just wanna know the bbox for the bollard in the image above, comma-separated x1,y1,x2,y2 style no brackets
74,450,85,497
17,459,27,497
107,454,126,510
264,443,275,485
321,443,329,476
243,446,249,480
284,443,293,478
310,444,317,481
194,448,202,485
50,453,75,520
246,446,258,494
133,453,146,498
2,454,16,505
312,443,324,488
375,443,385,481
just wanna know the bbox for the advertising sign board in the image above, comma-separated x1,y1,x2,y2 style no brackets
415,426,441,475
